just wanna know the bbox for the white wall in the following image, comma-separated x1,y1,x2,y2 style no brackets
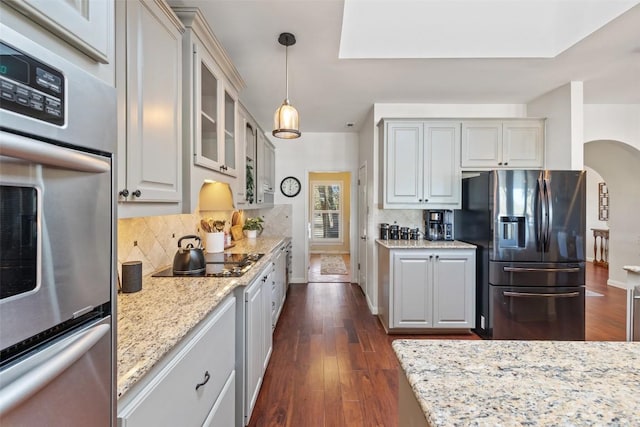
584,141,640,288
585,166,608,262
584,104,640,151
583,104,640,288
270,132,359,283
527,81,584,169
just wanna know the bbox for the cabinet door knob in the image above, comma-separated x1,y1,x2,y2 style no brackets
418,199,423,202
132,190,142,198
195,371,210,391
119,189,129,198
498,162,503,165
504,162,508,166
424,199,428,202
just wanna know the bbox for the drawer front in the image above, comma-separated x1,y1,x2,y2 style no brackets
202,370,235,427
120,296,236,427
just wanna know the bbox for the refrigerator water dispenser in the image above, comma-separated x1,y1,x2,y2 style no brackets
499,216,525,248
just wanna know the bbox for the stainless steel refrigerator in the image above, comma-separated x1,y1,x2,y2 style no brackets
455,170,586,340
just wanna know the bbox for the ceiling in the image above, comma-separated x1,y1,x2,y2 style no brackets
168,0,640,133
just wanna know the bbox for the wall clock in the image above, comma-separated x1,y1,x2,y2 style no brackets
280,176,301,197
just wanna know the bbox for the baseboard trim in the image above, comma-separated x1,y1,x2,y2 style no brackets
607,279,627,289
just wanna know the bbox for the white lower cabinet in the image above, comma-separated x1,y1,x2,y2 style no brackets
272,244,287,328
378,246,475,332
202,371,235,426
236,263,273,426
118,295,236,427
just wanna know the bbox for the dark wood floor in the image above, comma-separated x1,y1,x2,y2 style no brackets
307,254,351,283
248,262,626,426
585,262,627,341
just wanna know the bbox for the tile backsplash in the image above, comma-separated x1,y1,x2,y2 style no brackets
117,213,201,277
117,204,293,277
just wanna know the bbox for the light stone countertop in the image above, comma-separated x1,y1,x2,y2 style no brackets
117,236,287,399
393,339,640,426
376,239,476,249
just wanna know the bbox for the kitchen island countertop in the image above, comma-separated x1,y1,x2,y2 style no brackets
393,339,640,426
376,239,475,249
117,236,287,399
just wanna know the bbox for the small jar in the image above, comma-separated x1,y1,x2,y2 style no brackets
389,225,399,240
380,223,389,240
409,228,420,240
400,227,409,240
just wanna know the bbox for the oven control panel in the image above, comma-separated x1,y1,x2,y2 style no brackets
0,41,65,126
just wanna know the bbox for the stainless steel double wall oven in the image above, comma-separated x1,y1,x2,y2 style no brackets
0,22,116,425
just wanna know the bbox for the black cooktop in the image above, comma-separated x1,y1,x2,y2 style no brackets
152,253,264,278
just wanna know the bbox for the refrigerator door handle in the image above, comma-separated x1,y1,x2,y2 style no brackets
0,323,110,416
536,177,544,250
503,266,582,273
543,178,552,252
503,291,581,298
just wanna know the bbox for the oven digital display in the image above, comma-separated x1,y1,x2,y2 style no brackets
0,186,38,300
0,44,29,84
0,41,65,126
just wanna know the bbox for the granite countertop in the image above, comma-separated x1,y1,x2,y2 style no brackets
393,339,640,426
376,239,476,249
117,236,287,399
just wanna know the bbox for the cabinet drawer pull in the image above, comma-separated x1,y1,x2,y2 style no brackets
195,371,210,391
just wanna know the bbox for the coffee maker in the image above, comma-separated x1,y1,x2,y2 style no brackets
424,210,454,241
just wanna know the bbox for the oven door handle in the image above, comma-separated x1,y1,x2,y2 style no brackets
0,323,110,416
503,267,581,273
0,130,110,173
503,291,581,298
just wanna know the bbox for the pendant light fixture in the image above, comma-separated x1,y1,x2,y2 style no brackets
273,32,301,139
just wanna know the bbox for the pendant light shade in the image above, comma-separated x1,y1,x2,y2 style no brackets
273,32,301,139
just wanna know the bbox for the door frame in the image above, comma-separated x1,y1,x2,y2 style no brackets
304,170,354,282
358,162,368,292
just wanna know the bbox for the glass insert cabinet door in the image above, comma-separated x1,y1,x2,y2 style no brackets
194,49,237,177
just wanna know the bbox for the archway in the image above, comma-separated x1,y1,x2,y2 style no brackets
584,140,640,287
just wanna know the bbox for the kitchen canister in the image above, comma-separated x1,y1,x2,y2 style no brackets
205,232,225,253
389,224,399,240
121,261,142,293
409,228,420,240
400,227,409,240
379,223,389,240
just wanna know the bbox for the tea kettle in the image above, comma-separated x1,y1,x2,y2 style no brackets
172,235,206,275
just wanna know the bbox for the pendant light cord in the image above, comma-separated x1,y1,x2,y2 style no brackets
285,44,289,102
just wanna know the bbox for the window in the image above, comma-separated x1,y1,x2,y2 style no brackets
311,181,342,243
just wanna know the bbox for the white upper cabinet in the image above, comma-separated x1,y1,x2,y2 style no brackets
502,120,545,168
192,40,238,176
117,0,184,213
172,7,246,213
380,120,461,209
4,0,113,64
461,119,544,169
255,131,275,206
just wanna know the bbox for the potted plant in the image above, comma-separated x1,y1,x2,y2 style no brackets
242,217,264,239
